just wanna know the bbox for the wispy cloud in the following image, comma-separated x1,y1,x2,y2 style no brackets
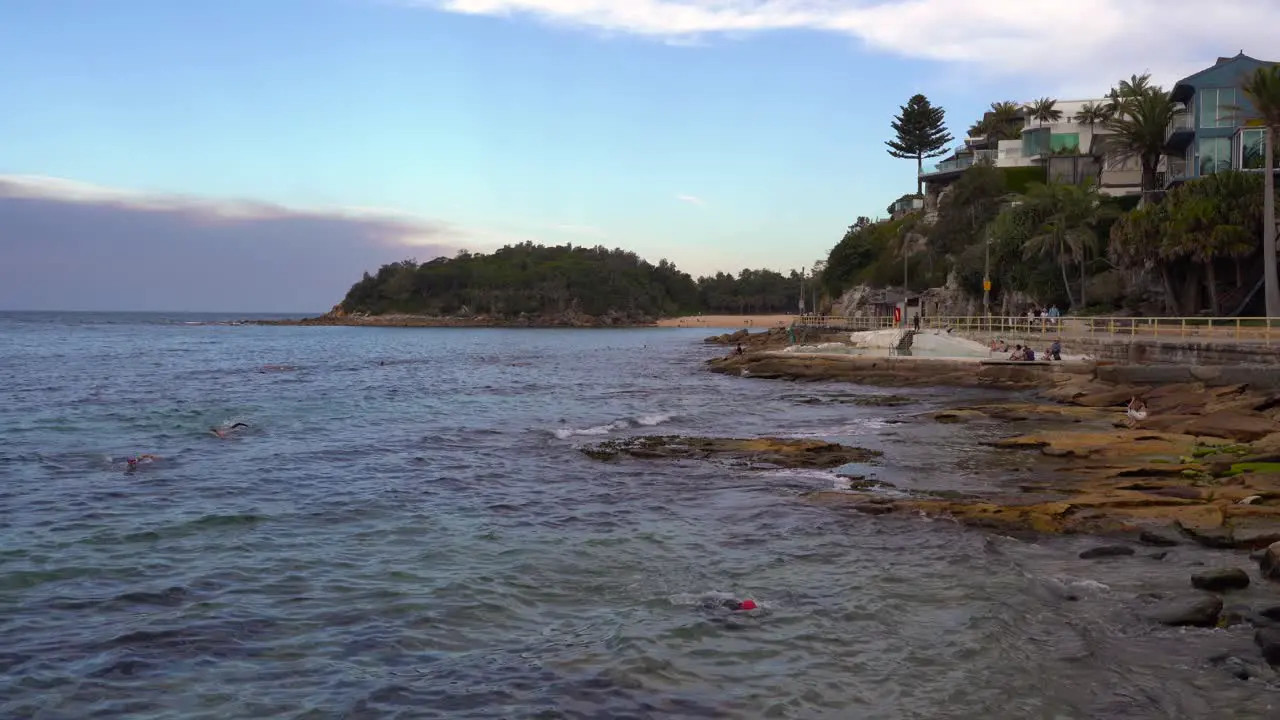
0,175,470,312
415,0,1280,91
675,194,705,206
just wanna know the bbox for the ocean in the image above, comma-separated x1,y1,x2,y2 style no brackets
1,312,1277,719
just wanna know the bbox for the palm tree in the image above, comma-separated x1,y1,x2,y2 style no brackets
1074,102,1111,130
1098,86,1179,202
1028,98,1063,126
1106,74,1153,112
1021,181,1104,308
969,101,1025,142
1239,65,1280,316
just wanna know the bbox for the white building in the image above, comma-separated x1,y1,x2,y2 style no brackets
921,98,1144,200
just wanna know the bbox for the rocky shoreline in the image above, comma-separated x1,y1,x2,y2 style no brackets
253,308,658,328
695,327,1280,671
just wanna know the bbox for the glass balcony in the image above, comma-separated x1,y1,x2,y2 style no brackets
922,156,974,176
1165,112,1193,143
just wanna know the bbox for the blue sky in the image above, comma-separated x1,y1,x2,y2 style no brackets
3,0,1277,311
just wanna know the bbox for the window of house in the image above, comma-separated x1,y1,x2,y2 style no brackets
1198,137,1232,175
1199,87,1239,129
1049,132,1080,153
1241,128,1266,169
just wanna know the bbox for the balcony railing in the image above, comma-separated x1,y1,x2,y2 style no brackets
1165,112,1192,141
922,150,998,176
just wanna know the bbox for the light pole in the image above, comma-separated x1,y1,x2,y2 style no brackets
901,228,910,329
798,268,806,316
982,229,991,329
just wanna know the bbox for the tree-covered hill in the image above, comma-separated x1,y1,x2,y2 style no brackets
339,242,812,320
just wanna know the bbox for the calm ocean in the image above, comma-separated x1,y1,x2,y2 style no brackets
1,312,1276,719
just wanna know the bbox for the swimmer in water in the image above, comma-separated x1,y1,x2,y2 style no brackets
702,597,758,612
210,422,249,438
123,454,159,471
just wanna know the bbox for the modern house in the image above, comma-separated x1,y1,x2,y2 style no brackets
918,98,1144,217
1161,52,1280,188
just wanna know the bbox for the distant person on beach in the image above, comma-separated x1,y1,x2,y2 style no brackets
210,422,249,438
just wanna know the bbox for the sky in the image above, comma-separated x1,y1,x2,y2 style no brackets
3,0,1280,312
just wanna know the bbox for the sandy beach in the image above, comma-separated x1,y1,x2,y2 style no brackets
656,314,794,329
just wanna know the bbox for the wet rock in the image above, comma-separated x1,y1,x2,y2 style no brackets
1260,541,1280,581
580,435,882,469
853,503,894,516
1190,568,1251,592
1179,410,1278,443
1149,594,1223,627
1232,527,1280,549
1255,628,1280,666
1257,606,1280,623
1139,529,1180,547
1220,604,1255,628
1079,545,1135,559
1148,551,1169,561
1208,653,1257,680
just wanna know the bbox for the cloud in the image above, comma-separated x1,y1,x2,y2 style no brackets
0,175,468,313
416,0,1280,92
675,194,705,206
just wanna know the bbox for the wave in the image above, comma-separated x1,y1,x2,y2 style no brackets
550,413,674,439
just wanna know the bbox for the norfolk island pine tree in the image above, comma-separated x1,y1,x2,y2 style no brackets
886,94,954,195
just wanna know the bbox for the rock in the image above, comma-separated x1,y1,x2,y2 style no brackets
1149,594,1223,627
1139,529,1180,547
1190,568,1251,592
580,436,882,469
1255,628,1280,666
1259,605,1280,622
853,503,894,516
1179,410,1278,443
1079,545,1135,559
1231,527,1280,549
1260,541,1280,581
1148,551,1169,560
1220,604,1255,628
1208,653,1256,680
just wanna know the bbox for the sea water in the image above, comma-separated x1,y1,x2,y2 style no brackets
1,312,1277,719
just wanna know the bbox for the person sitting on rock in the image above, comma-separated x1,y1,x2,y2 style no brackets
1024,346,1036,361
1126,397,1148,427
734,343,745,355
1009,344,1025,360
1048,340,1062,361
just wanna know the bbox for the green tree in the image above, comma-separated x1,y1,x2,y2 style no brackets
1161,172,1264,315
1021,182,1106,308
886,94,954,194
1098,83,1179,200
969,101,1024,142
1105,73,1154,115
1027,97,1063,126
1074,101,1111,130
1239,65,1280,316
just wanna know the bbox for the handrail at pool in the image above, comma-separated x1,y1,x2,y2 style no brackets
791,315,1280,344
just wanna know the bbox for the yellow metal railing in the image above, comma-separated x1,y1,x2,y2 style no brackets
792,314,1280,344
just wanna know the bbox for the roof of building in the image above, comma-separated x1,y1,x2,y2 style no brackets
1171,52,1279,97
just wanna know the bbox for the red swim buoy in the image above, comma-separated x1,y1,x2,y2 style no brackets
739,599,757,611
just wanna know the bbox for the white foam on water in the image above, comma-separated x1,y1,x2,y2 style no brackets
550,413,675,439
